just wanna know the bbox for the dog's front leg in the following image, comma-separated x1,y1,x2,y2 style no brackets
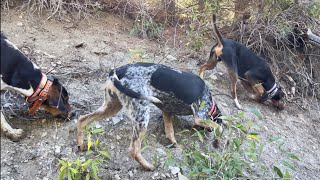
162,112,178,146
1,111,24,141
227,70,243,110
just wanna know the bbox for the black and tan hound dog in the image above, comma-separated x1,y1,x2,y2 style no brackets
77,62,222,170
1,33,72,141
199,15,285,110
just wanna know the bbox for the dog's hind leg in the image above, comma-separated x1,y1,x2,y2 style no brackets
1,111,24,141
162,112,178,146
244,71,265,97
199,57,219,79
127,101,154,171
240,80,259,100
77,89,122,151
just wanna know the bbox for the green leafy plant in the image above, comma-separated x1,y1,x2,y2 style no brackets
268,136,301,179
130,15,163,39
58,124,110,180
128,48,152,63
309,1,320,18
165,109,300,179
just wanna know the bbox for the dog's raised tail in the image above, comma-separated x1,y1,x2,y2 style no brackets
212,15,223,47
110,72,162,104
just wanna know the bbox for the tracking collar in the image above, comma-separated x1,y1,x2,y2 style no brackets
26,73,54,115
266,83,278,99
209,99,217,116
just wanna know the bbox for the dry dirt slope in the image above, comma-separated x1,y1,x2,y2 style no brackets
1,10,320,180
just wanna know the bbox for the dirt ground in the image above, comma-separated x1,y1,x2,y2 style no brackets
1,10,320,180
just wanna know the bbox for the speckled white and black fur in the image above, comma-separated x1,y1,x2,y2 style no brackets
76,62,222,171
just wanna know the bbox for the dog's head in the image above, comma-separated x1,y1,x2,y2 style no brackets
260,86,285,110
41,77,72,118
270,87,285,110
193,96,223,128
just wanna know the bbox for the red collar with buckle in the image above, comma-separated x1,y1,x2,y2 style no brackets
26,73,53,115
209,100,217,116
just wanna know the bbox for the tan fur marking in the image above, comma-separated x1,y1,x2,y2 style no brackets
214,46,223,56
128,128,154,171
163,112,177,145
199,56,219,79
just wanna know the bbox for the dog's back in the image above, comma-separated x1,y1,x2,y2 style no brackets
220,39,273,78
110,62,205,105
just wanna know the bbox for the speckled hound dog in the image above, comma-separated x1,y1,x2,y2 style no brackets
77,62,222,171
199,15,285,110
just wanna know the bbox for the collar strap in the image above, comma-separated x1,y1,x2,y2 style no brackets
209,100,217,116
266,83,278,99
266,83,277,93
27,73,48,102
28,75,53,115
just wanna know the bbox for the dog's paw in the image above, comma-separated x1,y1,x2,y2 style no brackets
77,143,88,151
143,163,155,171
234,99,243,110
5,128,24,142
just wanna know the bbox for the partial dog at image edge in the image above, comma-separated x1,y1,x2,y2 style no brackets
1,32,73,141
199,15,285,110
76,62,223,171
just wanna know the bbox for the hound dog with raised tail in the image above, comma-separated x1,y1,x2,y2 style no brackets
199,15,285,110
77,62,223,170
1,33,72,141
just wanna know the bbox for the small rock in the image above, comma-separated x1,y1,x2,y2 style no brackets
51,62,57,67
41,119,46,123
55,146,61,154
160,173,166,178
41,132,47,138
43,177,49,180
112,118,122,125
169,166,180,175
222,102,228,107
19,15,23,19
95,124,102,129
110,144,115,150
3,103,11,108
166,55,177,61
273,148,277,154
165,173,171,178
128,170,133,177
178,172,189,180
80,157,86,162
17,22,23,26
56,61,62,65
152,172,159,179
264,126,268,131
116,135,121,140
114,174,121,180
